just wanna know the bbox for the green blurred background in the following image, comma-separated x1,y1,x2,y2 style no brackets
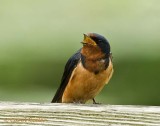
0,0,160,105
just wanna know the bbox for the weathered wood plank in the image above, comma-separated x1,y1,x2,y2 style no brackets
0,102,160,126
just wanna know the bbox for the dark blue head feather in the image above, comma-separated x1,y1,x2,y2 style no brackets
88,33,110,56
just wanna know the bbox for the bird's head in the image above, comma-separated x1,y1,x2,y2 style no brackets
81,33,110,57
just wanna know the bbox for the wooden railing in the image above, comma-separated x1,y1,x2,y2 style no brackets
0,102,160,125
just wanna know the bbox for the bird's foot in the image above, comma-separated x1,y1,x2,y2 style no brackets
92,98,101,104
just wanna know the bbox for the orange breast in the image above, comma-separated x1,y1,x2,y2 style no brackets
62,59,113,103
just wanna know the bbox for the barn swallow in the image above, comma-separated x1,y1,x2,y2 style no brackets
51,33,113,104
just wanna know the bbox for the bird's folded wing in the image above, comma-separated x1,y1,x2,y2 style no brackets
51,49,81,103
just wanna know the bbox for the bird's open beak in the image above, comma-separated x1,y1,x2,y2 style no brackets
81,34,97,46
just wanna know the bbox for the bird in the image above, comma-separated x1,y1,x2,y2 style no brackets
51,33,113,104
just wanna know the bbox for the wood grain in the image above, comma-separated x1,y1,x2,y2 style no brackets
0,102,160,126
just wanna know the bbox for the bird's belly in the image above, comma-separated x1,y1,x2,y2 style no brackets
62,60,113,103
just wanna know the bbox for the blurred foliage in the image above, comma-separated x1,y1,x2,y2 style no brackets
0,0,160,105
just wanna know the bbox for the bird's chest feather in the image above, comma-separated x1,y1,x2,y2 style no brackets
62,59,113,103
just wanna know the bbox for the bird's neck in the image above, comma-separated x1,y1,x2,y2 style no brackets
81,54,109,74
80,46,110,74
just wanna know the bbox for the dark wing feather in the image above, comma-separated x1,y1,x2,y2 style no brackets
51,49,81,103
